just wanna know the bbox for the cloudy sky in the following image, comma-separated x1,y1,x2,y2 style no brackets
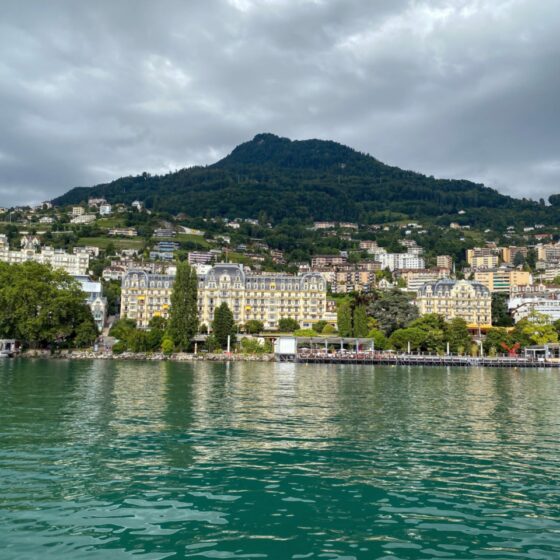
1,0,559,206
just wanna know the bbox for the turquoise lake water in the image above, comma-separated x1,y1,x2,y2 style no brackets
1,359,560,559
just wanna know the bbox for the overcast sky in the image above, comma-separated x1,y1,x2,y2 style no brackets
1,0,559,207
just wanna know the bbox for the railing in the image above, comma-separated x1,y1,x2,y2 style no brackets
293,351,558,368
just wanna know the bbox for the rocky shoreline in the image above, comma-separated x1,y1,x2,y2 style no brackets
20,349,275,362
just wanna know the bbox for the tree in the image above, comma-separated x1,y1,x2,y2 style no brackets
483,327,511,353
513,252,525,267
312,320,328,333
110,318,137,340
445,318,472,353
244,319,264,334
514,312,558,346
322,324,336,335
278,318,300,332
491,293,514,327
167,261,198,351
408,314,446,353
525,248,537,271
367,289,418,335
352,305,369,337
367,328,388,350
102,280,121,315
212,302,236,349
0,261,97,349
161,337,174,355
389,327,427,351
337,301,353,337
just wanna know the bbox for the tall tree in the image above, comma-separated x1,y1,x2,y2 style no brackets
167,261,199,351
213,302,236,349
337,301,353,337
445,318,473,353
491,293,514,327
353,305,369,337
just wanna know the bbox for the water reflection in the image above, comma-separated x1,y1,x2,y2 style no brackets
0,360,559,559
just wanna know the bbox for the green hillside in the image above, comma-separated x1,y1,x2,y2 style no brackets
52,133,553,228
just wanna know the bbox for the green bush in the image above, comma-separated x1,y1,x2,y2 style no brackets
294,328,318,337
161,337,174,355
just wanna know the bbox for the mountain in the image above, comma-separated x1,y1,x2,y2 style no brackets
52,133,552,227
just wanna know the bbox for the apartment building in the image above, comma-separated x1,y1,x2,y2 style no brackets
469,254,500,269
397,268,449,292
311,255,347,268
375,253,425,271
71,214,96,225
536,243,560,263
120,264,328,330
466,247,501,269
436,255,453,270
331,268,376,294
0,237,90,276
109,228,137,237
508,294,560,323
416,279,492,327
474,268,532,293
359,240,378,251
188,251,214,265
501,246,528,264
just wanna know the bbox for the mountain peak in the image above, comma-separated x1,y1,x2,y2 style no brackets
214,132,371,171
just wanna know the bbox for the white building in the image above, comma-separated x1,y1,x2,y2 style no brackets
509,297,560,323
73,245,100,258
374,252,425,271
99,203,112,216
75,276,107,331
0,237,90,276
71,214,96,224
72,207,85,217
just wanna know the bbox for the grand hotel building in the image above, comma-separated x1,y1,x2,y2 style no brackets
120,263,327,330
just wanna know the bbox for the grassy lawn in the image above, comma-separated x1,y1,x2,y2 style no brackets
96,216,126,229
226,251,252,265
155,234,212,248
77,237,145,250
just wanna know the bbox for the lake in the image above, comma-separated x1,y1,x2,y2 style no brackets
1,359,560,559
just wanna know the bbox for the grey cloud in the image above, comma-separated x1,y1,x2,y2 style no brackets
0,0,559,206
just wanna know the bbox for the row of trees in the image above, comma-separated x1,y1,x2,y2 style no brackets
0,262,97,349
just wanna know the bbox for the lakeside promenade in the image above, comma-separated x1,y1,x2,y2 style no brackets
10,348,560,368
294,350,559,368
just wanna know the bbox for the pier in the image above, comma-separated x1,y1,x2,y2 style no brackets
293,351,558,368
274,336,560,368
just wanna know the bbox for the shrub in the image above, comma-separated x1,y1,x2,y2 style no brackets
161,337,174,355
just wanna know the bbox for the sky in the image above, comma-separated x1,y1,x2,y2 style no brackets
1,0,560,207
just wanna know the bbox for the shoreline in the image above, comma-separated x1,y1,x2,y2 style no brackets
7,349,559,368
18,349,276,362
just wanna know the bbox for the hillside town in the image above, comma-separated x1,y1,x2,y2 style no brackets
3,197,560,358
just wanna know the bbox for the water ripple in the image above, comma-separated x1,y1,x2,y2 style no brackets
1,360,560,558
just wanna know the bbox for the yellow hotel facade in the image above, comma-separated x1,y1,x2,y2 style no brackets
416,279,492,328
120,264,327,330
